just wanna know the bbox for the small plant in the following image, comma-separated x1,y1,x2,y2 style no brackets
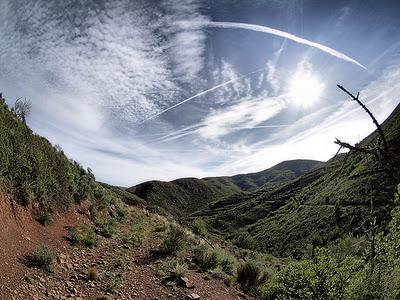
192,245,237,274
192,218,207,236
121,233,142,248
68,225,98,247
110,256,126,270
219,251,237,275
37,211,54,226
24,273,36,284
234,230,256,249
105,274,122,293
29,245,55,272
193,244,210,270
236,260,266,293
116,206,128,220
160,223,188,255
155,224,166,232
161,259,187,285
94,217,117,238
88,267,100,281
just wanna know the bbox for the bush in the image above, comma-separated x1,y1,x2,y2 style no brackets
121,233,142,248
220,251,237,275
94,217,117,238
116,206,128,220
29,245,55,272
160,223,188,255
192,218,207,236
192,245,237,274
193,244,220,271
237,260,265,293
88,267,100,281
161,259,187,284
234,230,256,249
68,225,98,247
262,249,363,300
37,211,54,226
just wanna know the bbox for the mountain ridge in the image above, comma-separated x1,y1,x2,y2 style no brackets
191,102,400,257
127,159,322,216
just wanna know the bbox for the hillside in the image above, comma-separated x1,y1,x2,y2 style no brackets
0,96,98,213
0,94,250,299
127,159,321,216
192,103,400,258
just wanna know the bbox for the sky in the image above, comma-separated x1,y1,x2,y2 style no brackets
1,0,400,186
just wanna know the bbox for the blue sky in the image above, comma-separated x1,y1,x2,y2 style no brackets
1,0,399,186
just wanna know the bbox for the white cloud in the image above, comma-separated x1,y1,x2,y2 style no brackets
212,64,400,176
0,0,398,187
197,94,287,140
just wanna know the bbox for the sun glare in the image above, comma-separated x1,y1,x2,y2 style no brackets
288,71,325,108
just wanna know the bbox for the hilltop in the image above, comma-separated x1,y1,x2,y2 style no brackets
127,159,321,216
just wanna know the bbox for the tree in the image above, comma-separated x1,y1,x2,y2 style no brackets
13,98,32,124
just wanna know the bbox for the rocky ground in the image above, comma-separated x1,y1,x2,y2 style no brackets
0,194,252,300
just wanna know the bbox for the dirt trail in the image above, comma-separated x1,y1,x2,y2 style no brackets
0,193,251,300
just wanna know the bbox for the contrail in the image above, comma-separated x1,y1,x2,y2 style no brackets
179,21,366,69
144,21,366,122
144,68,264,122
156,124,291,143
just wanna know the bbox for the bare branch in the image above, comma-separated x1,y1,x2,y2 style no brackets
334,138,379,156
337,85,388,152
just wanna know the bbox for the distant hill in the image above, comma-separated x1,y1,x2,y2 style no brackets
126,159,321,216
192,103,400,258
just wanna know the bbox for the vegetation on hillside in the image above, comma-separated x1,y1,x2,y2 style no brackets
192,103,400,258
0,95,96,210
127,159,320,216
261,183,400,300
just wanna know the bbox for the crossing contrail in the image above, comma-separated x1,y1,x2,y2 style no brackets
144,68,264,122
179,21,366,69
155,124,291,143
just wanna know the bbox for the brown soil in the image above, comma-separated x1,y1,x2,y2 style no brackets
0,191,253,300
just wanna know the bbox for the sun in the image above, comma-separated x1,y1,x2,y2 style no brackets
288,70,325,108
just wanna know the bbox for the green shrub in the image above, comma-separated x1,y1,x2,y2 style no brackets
219,251,237,275
37,211,54,226
237,260,265,293
192,245,236,274
193,244,217,271
234,230,256,249
161,259,187,284
121,233,142,248
116,206,128,220
105,275,122,293
29,245,55,272
94,217,117,238
262,249,363,300
68,225,98,247
160,223,188,255
192,218,207,236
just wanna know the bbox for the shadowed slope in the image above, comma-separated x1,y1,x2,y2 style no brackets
127,160,321,216
192,103,400,258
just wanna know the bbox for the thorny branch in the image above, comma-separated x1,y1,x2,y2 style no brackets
337,85,389,153
334,85,395,264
